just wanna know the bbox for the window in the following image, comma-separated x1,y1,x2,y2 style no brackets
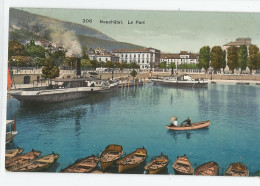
106,58,108,61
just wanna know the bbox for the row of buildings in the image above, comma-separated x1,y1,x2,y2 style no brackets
88,38,253,70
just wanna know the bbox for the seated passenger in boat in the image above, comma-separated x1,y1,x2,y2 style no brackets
170,118,178,127
181,117,191,126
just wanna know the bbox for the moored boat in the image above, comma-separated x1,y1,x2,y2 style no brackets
225,162,249,176
100,144,123,171
166,120,210,131
172,155,194,175
152,74,208,88
117,147,147,173
5,148,24,159
144,154,169,174
194,161,219,176
10,153,59,172
61,155,99,173
5,149,41,170
11,78,110,104
6,119,18,144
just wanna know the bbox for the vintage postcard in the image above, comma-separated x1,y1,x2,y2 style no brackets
3,3,260,185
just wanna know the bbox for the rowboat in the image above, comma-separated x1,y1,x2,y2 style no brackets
5,148,24,159
10,153,59,172
117,147,147,173
194,161,219,176
166,120,210,131
100,144,123,171
144,154,169,174
172,155,194,175
61,155,99,173
225,162,249,176
5,150,41,170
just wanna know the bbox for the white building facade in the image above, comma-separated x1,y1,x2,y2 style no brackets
160,51,199,66
89,54,119,63
112,48,161,69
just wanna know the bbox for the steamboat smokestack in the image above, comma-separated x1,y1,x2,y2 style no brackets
76,58,81,77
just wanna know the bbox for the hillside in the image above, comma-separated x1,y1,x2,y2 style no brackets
9,8,144,51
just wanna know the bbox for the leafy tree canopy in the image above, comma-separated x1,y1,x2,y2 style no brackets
199,46,211,72
227,45,239,73
238,45,248,73
130,69,137,79
26,42,46,58
8,40,27,59
168,62,176,69
42,58,59,79
248,45,259,73
210,46,223,73
9,56,33,67
159,61,167,69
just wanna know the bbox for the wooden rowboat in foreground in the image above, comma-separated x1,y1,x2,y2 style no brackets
100,144,123,171
117,147,147,173
172,155,194,175
225,162,249,176
144,154,169,174
194,161,219,176
10,153,59,172
61,155,99,173
166,120,210,131
5,150,41,170
5,148,24,159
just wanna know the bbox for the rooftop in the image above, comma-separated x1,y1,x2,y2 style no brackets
224,38,252,46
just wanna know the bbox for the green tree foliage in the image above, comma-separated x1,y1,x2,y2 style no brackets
42,58,60,79
238,45,248,74
8,40,27,59
248,45,259,74
104,61,115,72
9,56,33,67
51,50,66,67
81,59,90,68
199,46,211,73
64,57,77,68
90,60,99,69
26,41,46,58
118,62,128,72
82,45,90,60
257,52,260,70
129,62,140,69
159,61,167,69
210,46,223,73
34,57,46,67
130,69,137,80
221,50,226,73
168,62,176,69
227,46,238,74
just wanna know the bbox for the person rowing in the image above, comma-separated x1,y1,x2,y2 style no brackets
181,117,191,126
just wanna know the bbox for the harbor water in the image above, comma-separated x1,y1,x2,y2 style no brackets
6,83,260,175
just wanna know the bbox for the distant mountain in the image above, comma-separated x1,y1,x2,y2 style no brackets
9,8,144,51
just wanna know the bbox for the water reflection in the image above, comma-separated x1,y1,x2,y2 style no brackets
167,128,209,141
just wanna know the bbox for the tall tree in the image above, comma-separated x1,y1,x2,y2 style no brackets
199,46,211,73
159,61,167,70
248,45,259,74
42,58,59,79
26,41,46,58
8,40,27,59
82,45,90,60
221,50,226,73
168,62,176,69
129,62,140,70
238,45,248,74
227,45,238,74
51,50,66,67
64,57,77,68
130,70,137,80
210,46,222,73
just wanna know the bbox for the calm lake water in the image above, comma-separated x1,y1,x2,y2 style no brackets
6,83,260,175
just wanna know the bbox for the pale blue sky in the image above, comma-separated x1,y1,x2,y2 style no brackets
18,8,260,53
